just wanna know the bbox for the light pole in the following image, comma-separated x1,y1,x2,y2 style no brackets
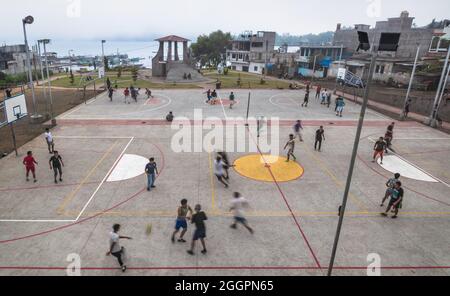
311,54,320,84
22,15,41,120
333,43,344,94
101,40,106,82
37,42,47,99
400,45,420,120
68,49,74,73
426,44,450,127
40,39,55,125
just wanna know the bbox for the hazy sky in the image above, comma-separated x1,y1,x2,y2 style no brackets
1,0,449,43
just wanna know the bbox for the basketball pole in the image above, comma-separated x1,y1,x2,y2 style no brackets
10,123,18,157
327,52,377,276
245,92,251,126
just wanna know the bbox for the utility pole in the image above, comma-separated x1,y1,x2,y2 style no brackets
311,54,318,84
22,15,41,120
101,40,106,85
426,45,450,127
400,45,420,120
37,41,47,101
41,39,55,125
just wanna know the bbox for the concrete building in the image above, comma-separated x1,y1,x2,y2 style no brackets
295,45,346,78
226,31,276,74
0,44,38,76
331,11,450,87
152,35,190,78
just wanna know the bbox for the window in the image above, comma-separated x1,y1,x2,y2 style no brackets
258,53,262,60
232,53,236,59
254,66,258,71
252,42,263,48
380,65,385,74
238,54,243,60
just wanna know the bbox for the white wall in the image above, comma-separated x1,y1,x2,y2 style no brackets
249,62,265,74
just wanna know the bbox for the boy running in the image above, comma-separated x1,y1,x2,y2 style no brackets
145,158,158,191
44,128,55,154
23,151,38,182
230,192,253,234
217,151,234,180
171,199,193,243
229,92,236,109
108,87,114,101
294,120,304,142
284,134,297,162
49,151,64,183
381,181,404,219
314,126,325,152
187,204,208,255
380,173,401,207
214,156,229,187
384,122,395,153
301,91,309,107
372,137,387,164
123,88,130,104
315,85,321,99
106,224,132,272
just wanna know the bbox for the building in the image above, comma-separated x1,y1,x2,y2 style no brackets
226,31,276,74
0,45,38,76
295,45,346,78
331,11,450,87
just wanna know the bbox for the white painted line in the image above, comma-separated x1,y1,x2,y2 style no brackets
368,137,450,188
216,91,229,120
75,137,134,221
393,138,450,141
54,136,132,139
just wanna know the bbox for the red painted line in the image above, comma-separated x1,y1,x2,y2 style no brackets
246,128,322,269
0,266,449,271
0,143,165,245
356,154,450,207
0,181,100,193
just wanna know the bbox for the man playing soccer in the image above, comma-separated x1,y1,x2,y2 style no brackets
284,134,297,162
49,151,64,184
23,151,38,183
172,199,193,243
373,137,387,164
381,181,404,219
187,204,208,255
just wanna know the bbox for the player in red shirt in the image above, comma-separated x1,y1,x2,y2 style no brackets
23,151,38,182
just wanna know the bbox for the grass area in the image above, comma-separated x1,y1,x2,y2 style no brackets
51,75,100,88
203,70,292,89
110,79,201,89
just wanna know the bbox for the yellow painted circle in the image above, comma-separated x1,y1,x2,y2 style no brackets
233,155,304,182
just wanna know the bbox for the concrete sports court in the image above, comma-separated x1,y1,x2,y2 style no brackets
0,88,449,276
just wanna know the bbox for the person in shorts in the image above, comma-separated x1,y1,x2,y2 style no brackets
384,122,395,153
284,134,297,162
44,128,55,154
372,137,387,164
23,151,38,182
314,126,325,152
381,181,404,219
380,173,401,207
49,151,64,184
187,204,208,255
171,199,193,243
214,156,229,187
230,192,253,234
229,92,236,109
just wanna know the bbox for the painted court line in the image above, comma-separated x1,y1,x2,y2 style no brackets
74,137,134,221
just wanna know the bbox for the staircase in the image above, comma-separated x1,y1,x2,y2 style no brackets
166,62,206,83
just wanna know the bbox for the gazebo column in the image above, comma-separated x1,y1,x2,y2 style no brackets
183,41,189,62
174,42,179,61
157,41,164,61
167,41,173,61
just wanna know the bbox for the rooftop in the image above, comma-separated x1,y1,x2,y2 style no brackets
155,35,190,42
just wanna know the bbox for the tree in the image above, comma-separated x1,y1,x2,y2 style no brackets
131,67,138,82
117,67,122,78
69,70,75,84
103,56,110,71
190,30,232,68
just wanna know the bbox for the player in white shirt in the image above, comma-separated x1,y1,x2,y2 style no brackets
230,192,254,234
106,224,132,272
44,128,54,154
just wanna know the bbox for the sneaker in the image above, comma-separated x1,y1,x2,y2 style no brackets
26,178,29,182
171,236,175,243
201,249,207,254
230,224,237,229
392,215,398,219
54,180,58,184
187,250,194,256
178,239,186,243
380,204,384,207
380,213,388,217
60,178,63,182
34,179,37,183
122,265,127,272
151,185,156,188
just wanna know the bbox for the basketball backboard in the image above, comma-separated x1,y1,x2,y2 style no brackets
4,94,28,124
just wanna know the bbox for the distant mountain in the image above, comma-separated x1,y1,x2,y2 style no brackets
276,32,335,46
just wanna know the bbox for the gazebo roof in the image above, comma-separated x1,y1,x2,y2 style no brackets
155,35,190,42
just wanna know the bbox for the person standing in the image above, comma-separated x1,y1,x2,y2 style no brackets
403,99,411,118
108,87,114,102
381,181,404,219
321,89,327,104
123,87,130,104
336,97,346,117
294,120,304,142
384,122,395,153
23,151,38,183
315,85,322,99
284,134,297,162
229,92,236,109
301,91,309,107
380,173,401,207
44,128,55,154
106,77,111,90
230,192,253,234
106,224,132,272
214,156,229,188
327,92,332,108
166,111,174,122
187,204,208,255
49,151,64,184
372,137,387,164
171,199,193,243
145,158,158,191
204,89,212,103
145,88,153,99
314,126,325,152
